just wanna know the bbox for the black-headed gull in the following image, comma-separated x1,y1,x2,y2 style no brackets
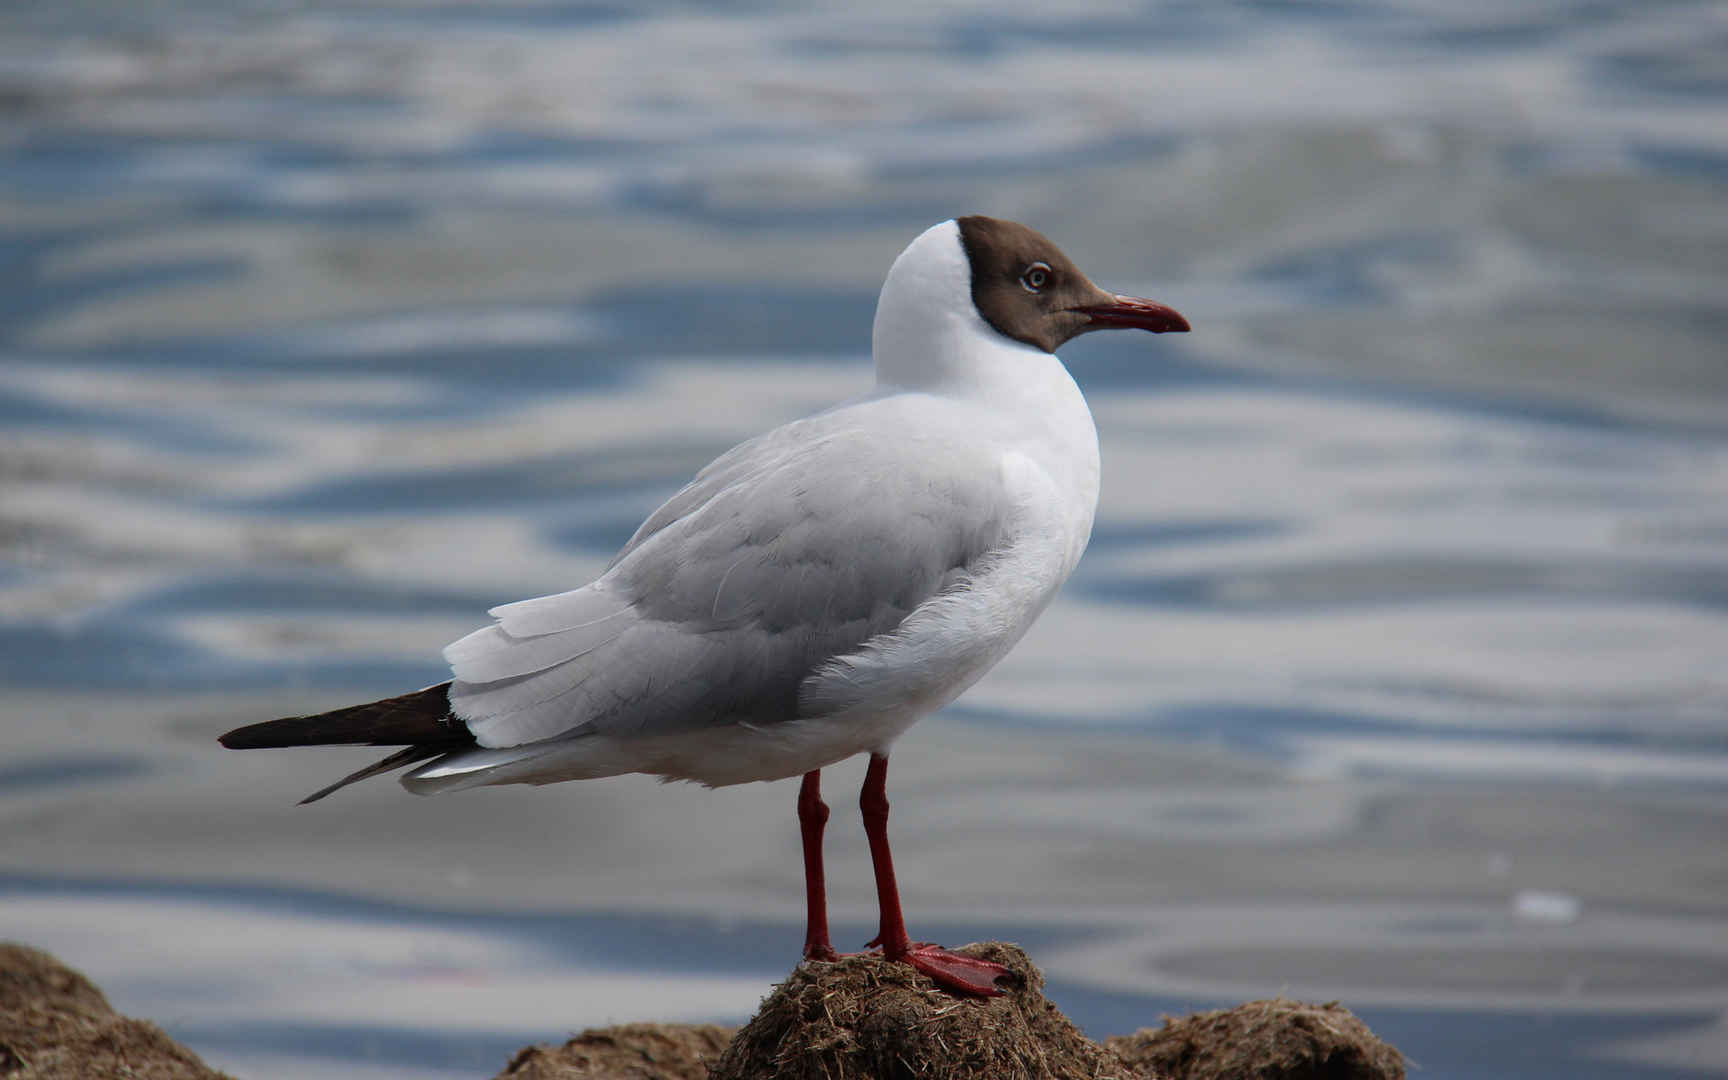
221,216,1189,995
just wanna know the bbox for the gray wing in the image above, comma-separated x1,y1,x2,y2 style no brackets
443,402,1012,749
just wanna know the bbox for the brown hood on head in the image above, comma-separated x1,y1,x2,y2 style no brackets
955,215,1188,353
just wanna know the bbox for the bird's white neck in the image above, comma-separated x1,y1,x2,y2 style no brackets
869,220,1101,544
871,221,1037,397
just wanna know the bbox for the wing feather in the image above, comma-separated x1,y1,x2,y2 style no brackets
486,583,634,638
443,396,1014,749
443,616,633,684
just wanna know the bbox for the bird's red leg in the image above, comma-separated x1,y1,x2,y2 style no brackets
858,752,1008,996
798,769,838,962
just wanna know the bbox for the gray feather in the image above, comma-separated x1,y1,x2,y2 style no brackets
446,399,1012,749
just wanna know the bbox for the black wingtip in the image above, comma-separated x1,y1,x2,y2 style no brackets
217,683,461,750
217,683,471,800
293,745,448,804
217,724,267,750
217,716,327,749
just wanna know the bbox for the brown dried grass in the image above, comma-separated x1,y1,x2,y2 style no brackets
707,942,1138,1080
498,1021,736,1079
4,940,1408,1080
1105,997,1404,1080
0,942,234,1080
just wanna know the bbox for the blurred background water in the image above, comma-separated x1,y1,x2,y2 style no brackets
1,1,1726,1077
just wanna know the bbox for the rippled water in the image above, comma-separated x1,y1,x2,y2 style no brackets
2,2,1725,1078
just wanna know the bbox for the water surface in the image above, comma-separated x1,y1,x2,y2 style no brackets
1,2,1725,1077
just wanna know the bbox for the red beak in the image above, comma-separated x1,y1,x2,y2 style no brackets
1076,295,1191,334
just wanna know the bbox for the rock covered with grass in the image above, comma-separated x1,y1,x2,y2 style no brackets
5,939,1407,1080
1106,997,1404,1080
496,1021,735,1079
0,942,234,1080
708,942,1138,1080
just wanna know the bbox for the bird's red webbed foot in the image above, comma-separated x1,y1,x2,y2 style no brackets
803,935,1009,997
868,935,1010,997
903,943,1011,997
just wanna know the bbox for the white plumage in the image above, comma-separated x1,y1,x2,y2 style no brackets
221,215,1189,997
404,220,1102,793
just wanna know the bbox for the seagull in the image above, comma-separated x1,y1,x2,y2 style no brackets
219,216,1188,996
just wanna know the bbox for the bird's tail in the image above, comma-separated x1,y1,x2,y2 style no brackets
218,682,476,803
293,745,451,805
219,682,462,748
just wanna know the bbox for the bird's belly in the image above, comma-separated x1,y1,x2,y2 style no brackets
606,705,931,787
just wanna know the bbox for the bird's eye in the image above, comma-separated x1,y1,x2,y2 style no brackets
1020,262,1052,293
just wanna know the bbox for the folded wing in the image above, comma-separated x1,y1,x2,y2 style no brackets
443,402,1013,751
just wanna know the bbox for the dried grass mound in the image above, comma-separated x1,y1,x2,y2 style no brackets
0,941,234,1080
708,942,1137,1080
1105,998,1403,1080
496,1021,735,1080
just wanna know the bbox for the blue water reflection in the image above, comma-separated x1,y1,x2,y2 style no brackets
1,0,1724,1077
